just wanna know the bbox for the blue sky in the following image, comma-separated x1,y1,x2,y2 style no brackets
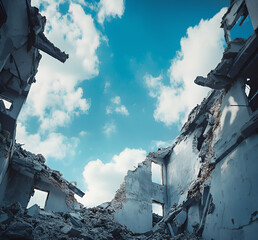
17,0,253,206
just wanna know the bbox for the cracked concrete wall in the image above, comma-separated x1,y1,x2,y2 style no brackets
164,79,258,239
202,134,258,239
34,179,70,213
166,133,202,211
113,160,166,233
199,80,258,239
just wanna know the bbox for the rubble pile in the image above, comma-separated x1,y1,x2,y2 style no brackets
0,202,179,240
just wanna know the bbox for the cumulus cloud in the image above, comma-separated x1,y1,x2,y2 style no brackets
78,148,147,207
98,0,125,24
145,8,226,126
79,131,88,137
106,96,129,116
23,1,99,132
17,1,104,160
16,123,79,160
103,121,116,136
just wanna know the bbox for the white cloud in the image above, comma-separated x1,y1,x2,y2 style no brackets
77,148,146,207
106,96,129,116
104,81,111,93
111,96,121,105
145,8,226,126
18,1,102,160
98,0,125,24
103,121,116,136
115,105,129,115
79,130,88,136
16,122,79,160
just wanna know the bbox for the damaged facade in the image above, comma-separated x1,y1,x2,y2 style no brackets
111,0,258,239
0,0,257,239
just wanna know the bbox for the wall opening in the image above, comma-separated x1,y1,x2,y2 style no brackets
152,201,164,226
0,98,12,110
244,78,258,112
151,161,163,185
27,189,49,209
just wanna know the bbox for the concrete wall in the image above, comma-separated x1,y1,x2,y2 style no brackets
166,133,201,210
114,160,165,233
199,80,258,239
212,80,251,159
114,80,257,237
166,80,258,239
35,178,70,213
202,134,258,240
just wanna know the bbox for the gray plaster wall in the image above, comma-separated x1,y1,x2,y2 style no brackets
34,179,70,213
166,133,201,211
114,161,165,233
165,80,257,238
211,80,251,159
202,134,258,240
200,80,258,239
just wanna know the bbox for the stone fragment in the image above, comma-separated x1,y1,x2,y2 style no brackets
4,222,33,239
61,224,72,234
80,233,94,240
0,213,9,223
68,212,82,227
172,210,187,235
27,204,40,217
69,227,82,237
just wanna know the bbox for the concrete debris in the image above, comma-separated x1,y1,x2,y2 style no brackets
0,202,181,240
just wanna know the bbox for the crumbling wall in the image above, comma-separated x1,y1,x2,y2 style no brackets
166,133,202,209
33,178,70,213
202,134,258,239
0,144,84,213
113,159,166,233
163,78,258,238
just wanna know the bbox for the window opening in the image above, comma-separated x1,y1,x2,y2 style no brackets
151,161,163,185
27,189,48,209
152,201,164,226
245,78,258,111
0,97,12,110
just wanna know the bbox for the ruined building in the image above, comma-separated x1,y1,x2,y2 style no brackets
0,0,257,239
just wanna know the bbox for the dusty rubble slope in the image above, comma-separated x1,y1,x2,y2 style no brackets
0,201,202,240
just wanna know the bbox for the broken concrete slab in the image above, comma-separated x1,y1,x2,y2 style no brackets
0,212,8,224
3,221,33,240
26,204,40,217
173,210,187,230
